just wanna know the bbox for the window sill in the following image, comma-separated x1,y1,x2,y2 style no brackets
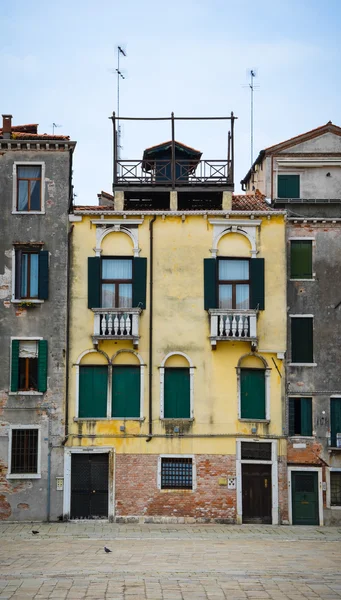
12,211,45,215
74,417,145,421
7,473,41,479
239,419,270,423
328,447,341,452
8,391,43,396
329,505,341,510
160,418,194,422
289,363,317,367
159,488,194,493
289,279,315,282
11,299,44,304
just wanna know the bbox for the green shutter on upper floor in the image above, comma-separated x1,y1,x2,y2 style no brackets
38,250,49,300
250,258,265,310
291,318,313,363
290,241,312,279
112,366,140,418
277,174,300,199
79,366,108,418
301,397,313,436
240,368,266,420
289,398,295,436
203,258,217,310
37,339,48,393
331,398,341,447
88,257,101,309
164,368,190,419
11,340,20,392
132,257,147,309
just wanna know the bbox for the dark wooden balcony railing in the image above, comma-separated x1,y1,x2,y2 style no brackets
115,159,232,186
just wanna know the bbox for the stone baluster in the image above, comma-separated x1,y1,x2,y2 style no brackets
231,315,237,338
126,313,131,335
219,315,224,337
101,314,107,336
237,315,244,337
113,313,119,335
107,313,113,335
120,314,125,335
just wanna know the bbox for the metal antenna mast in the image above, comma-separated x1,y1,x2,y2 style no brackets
116,46,126,159
51,123,62,135
249,69,256,166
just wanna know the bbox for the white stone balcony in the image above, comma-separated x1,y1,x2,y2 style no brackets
92,308,142,347
209,309,258,348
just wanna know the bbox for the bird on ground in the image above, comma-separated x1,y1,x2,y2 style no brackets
104,546,112,553
32,530,39,535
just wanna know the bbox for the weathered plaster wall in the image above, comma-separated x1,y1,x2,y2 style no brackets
0,149,71,520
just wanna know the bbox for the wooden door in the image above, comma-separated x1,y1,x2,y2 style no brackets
242,463,272,524
292,471,319,525
71,453,109,519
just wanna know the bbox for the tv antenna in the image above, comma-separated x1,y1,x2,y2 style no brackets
51,123,62,135
116,45,126,159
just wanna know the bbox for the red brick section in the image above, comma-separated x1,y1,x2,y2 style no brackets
115,454,236,523
287,440,325,466
278,457,288,523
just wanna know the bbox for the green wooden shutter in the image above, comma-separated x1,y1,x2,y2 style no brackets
289,398,295,436
88,257,101,309
79,366,108,418
38,251,49,300
331,398,341,447
291,318,313,363
301,397,312,436
11,340,20,392
290,241,312,279
112,366,140,418
132,257,147,309
164,368,190,418
37,340,48,393
250,258,265,310
240,369,266,419
204,259,217,310
278,175,300,198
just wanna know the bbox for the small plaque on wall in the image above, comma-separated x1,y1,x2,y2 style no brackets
218,477,227,486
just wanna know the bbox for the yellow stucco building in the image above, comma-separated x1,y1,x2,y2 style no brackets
64,125,287,524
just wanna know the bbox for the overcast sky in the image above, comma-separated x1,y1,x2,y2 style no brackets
2,0,340,202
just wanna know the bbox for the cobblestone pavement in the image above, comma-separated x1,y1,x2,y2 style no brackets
0,523,340,599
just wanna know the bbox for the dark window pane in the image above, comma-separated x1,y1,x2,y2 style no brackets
331,472,341,506
289,398,312,436
161,457,193,489
18,180,28,211
290,241,312,279
30,179,41,210
18,358,38,391
11,429,38,474
241,442,272,460
291,318,313,363
20,254,28,296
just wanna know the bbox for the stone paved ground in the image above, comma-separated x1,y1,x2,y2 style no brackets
0,523,340,599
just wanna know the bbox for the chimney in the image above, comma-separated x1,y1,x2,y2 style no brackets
2,114,12,139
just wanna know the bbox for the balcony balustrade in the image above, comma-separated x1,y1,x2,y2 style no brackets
92,307,141,347
209,309,258,348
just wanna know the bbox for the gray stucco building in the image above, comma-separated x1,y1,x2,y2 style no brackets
0,115,76,521
242,122,341,525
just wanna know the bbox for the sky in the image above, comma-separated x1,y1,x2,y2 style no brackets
1,0,340,203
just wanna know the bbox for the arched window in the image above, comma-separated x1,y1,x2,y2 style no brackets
160,353,194,419
237,354,270,421
111,350,144,419
77,350,109,419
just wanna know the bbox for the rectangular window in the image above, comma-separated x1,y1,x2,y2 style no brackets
330,398,341,448
241,442,272,460
164,368,190,419
330,472,341,506
79,366,108,418
10,429,39,474
218,259,249,310
17,165,42,211
101,258,132,308
161,457,193,489
15,248,49,301
289,398,313,436
112,365,140,418
277,174,300,199
11,339,48,394
290,241,313,279
240,369,266,420
291,317,314,363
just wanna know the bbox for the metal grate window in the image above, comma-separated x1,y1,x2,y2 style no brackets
331,472,341,506
241,442,272,461
161,457,193,489
11,429,38,474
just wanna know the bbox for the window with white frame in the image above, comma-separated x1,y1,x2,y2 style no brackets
160,353,194,420
13,163,45,213
159,456,194,490
8,427,40,477
13,246,49,301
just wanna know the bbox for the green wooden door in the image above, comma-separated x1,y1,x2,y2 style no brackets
164,368,190,418
292,471,319,525
240,369,265,419
112,366,140,418
79,366,108,418
331,398,341,447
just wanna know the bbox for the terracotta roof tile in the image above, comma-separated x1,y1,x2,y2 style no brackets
0,123,70,140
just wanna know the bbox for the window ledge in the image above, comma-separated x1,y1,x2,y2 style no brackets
74,417,145,422
11,211,45,215
239,419,270,423
159,488,194,493
7,473,41,479
289,363,317,367
8,391,43,396
328,447,341,452
289,279,315,282
11,299,44,304
289,436,314,440
160,418,194,422
329,505,341,510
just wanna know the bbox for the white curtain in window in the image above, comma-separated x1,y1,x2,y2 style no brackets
102,259,132,280
219,260,249,281
19,340,38,358
236,285,249,309
18,181,28,211
17,166,41,178
119,284,132,308
219,284,232,309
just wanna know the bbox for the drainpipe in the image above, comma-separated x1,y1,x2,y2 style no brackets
62,223,74,448
146,215,156,442
47,408,52,521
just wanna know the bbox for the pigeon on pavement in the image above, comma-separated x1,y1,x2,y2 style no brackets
104,546,112,553
32,530,39,535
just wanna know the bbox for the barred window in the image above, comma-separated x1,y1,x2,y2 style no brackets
241,442,272,461
11,429,39,474
161,457,193,489
331,472,341,506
